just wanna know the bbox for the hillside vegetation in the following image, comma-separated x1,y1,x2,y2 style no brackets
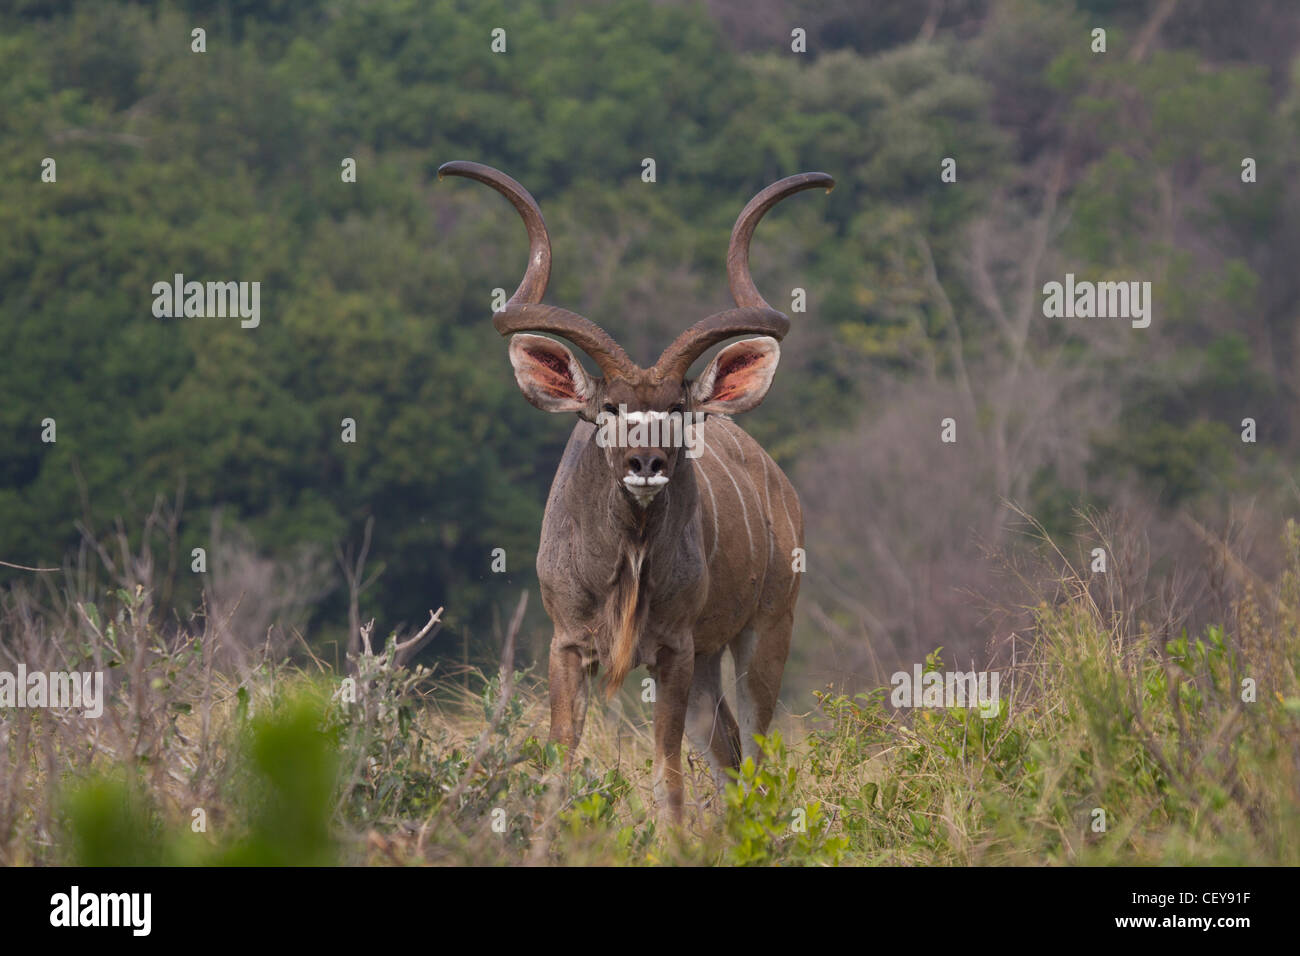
3,1,1299,682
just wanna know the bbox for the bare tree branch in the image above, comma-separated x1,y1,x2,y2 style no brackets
1128,0,1179,64
337,516,380,669
0,560,59,572
393,607,444,667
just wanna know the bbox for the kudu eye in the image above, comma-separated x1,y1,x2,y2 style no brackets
603,403,617,414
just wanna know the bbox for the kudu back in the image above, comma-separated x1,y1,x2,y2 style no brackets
440,162,833,821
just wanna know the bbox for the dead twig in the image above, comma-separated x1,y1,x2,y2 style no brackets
419,591,527,848
0,560,59,572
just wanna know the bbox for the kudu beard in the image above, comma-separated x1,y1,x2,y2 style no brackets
593,406,706,459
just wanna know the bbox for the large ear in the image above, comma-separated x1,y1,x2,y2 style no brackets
507,333,596,413
690,336,781,414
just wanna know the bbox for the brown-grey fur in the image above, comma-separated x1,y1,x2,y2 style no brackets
437,160,831,821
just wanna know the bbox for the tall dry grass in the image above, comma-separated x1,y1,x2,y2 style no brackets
1,511,1296,865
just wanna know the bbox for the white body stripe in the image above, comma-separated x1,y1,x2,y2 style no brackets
711,453,755,560
695,462,720,561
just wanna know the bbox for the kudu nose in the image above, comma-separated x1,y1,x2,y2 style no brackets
625,452,665,476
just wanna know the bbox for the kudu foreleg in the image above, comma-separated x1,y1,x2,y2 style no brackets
547,637,596,762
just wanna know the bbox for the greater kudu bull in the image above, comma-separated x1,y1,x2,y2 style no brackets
439,161,832,821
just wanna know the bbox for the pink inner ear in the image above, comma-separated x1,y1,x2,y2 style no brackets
526,346,580,399
710,350,765,402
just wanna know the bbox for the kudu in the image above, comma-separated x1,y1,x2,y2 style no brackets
439,161,832,821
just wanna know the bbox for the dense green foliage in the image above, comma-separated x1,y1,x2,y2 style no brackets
2,0,1298,673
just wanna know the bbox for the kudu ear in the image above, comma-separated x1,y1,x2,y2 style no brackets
690,336,781,415
507,333,596,413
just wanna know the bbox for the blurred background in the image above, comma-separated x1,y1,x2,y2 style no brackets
2,0,1298,699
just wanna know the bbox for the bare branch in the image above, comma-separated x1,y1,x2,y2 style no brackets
917,0,944,43
393,607,444,667
1128,0,1179,64
917,234,976,423
337,516,377,668
0,560,59,572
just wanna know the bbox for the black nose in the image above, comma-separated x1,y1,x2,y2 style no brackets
626,452,665,475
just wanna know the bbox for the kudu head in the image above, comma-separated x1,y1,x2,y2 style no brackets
438,161,834,506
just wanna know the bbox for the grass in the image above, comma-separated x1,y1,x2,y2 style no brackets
1,520,1298,866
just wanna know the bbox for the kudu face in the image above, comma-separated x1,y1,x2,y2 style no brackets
505,334,782,506
594,374,690,506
